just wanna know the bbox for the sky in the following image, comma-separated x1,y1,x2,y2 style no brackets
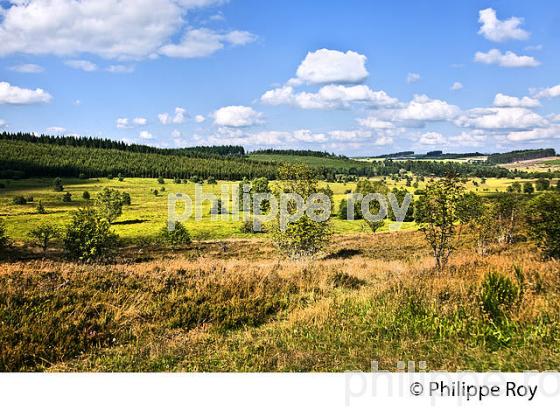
0,0,559,156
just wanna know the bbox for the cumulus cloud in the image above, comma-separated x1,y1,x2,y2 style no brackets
9,63,44,73
478,8,530,42
116,118,130,128
139,130,153,139
533,84,560,99
450,82,463,91
357,117,395,129
506,125,560,142
0,81,52,104
195,115,206,123
159,107,188,124
383,95,460,123
0,119,6,128
448,131,487,147
133,117,148,125
159,28,256,58
419,132,447,145
493,93,540,108
117,117,147,128
46,126,66,134
291,49,368,85
455,107,548,130
474,49,539,67
406,73,421,84
213,105,263,127
261,84,397,110
0,0,253,60
65,59,97,71
106,65,135,73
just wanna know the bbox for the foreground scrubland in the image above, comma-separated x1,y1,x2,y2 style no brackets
1,232,559,372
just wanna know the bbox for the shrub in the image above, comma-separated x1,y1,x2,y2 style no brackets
25,196,33,202
28,224,59,254
12,195,27,205
53,177,64,192
523,182,534,194
95,188,125,223
525,192,560,258
480,272,520,322
160,222,191,247
82,191,90,200
36,201,46,214
121,192,131,206
207,176,217,184
157,176,165,184
117,173,124,182
62,192,72,202
535,178,550,191
240,218,265,234
173,177,182,184
0,219,8,250
63,208,119,262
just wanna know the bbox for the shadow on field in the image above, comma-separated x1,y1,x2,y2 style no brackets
113,219,147,225
325,248,362,259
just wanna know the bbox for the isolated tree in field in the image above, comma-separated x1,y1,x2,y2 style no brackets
160,221,191,247
95,188,125,223
0,219,8,251
63,208,118,262
493,193,526,244
62,192,72,202
272,164,332,258
414,176,466,270
36,201,46,214
53,177,64,192
356,179,390,232
508,181,522,193
535,178,551,191
82,191,90,200
28,224,58,254
523,182,534,194
525,192,560,259
157,176,165,184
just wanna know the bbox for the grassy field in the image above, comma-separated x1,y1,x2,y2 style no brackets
498,156,560,172
1,232,559,371
0,176,544,243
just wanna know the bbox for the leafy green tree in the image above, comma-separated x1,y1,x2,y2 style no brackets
414,176,466,270
121,192,131,206
82,191,90,200
535,178,551,191
36,201,46,214
272,164,332,258
0,219,8,251
28,224,59,254
95,188,124,223
493,193,526,244
160,221,191,247
523,182,534,194
525,192,560,258
117,173,124,182
508,181,522,193
157,176,165,184
62,192,72,202
53,177,64,192
63,208,119,262
207,176,217,184
12,196,27,205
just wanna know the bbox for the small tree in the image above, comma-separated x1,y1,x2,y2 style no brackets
121,192,131,206
62,192,72,202
414,176,466,270
173,177,182,184
157,176,165,184
207,176,217,185
28,224,58,254
526,192,560,258
82,191,91,200
271,164,332,258
117,173,124,182
36,201,46,214
12,196,27,205
53,177,64,192
535,178,551,191
523,182,534,194
95,188,124,223
160,221,191,247
0,219,8,251
63,208,118,262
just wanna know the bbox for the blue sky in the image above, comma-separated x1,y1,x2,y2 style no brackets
1,0,559,155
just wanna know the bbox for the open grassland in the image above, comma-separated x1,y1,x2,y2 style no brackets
1,232,559,372
0,176,546,243
499,156,560,172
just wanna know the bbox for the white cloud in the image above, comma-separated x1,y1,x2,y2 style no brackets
139,130,153,139
0,81,52,104
106,65,135,73
493,93,540,108
448,131,487,147
419,132,447,145
374,135,394,146
533,84,560,99
455,107,548,130
195,114,206,123
0,119,7,128
406,72,421,84
46,126,66,134
328,130,372,141
291,49,368,85
478,8,529,42
65,60,98,72
474,49,539,67
357,117,395,129
450,82,463,91
133,117,148,126
213,105,263,127
0,0,251,60
159,28,256,58
507,125,560,142
116,118,130,129
385,95,460,123
9,63,44,73
159,107,188,124
261,84,397,110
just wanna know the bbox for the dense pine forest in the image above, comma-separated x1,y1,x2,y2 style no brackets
0,133,558,180
486,148,556,164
